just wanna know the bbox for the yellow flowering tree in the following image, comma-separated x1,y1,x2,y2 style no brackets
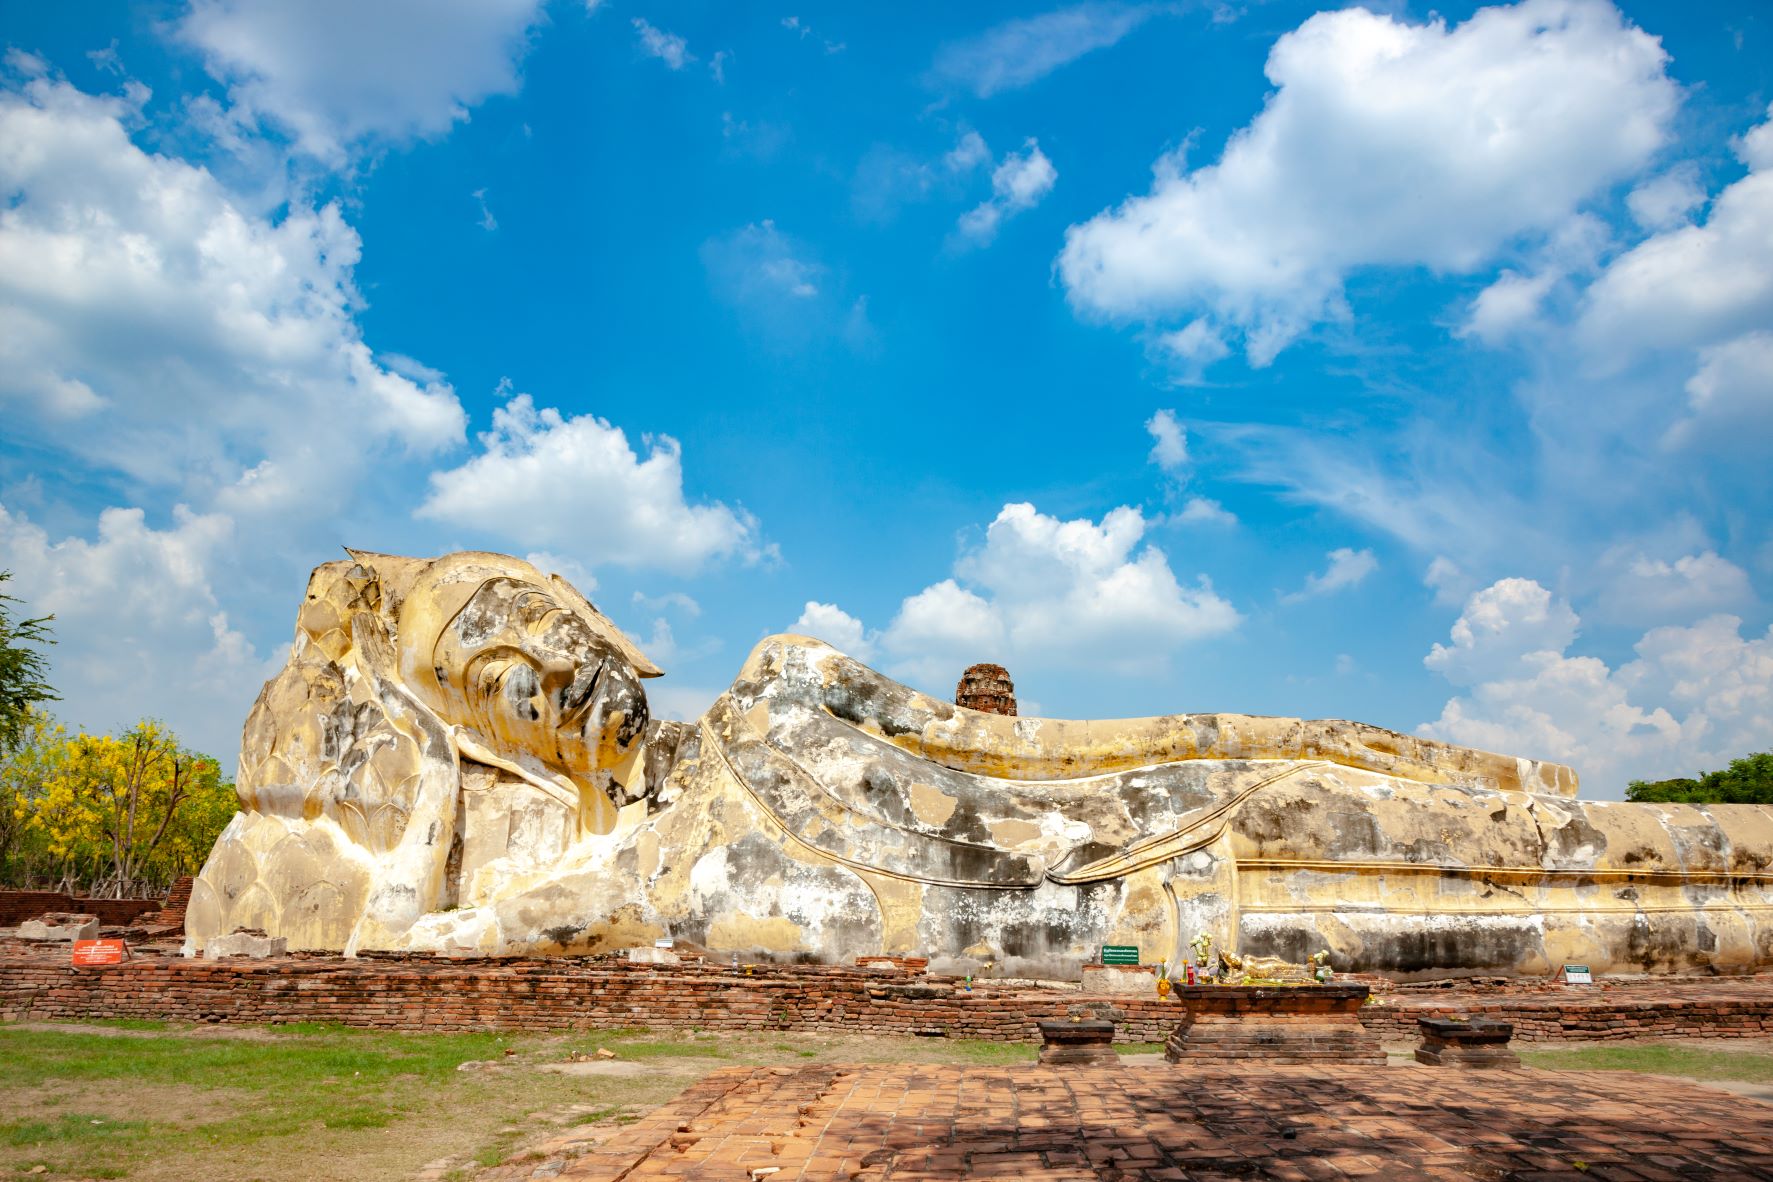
0,708,63,883
3,714,236,896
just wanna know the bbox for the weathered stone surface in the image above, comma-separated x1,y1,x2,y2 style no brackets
18,913,98,942
186,549,1773,979
204,930,288,959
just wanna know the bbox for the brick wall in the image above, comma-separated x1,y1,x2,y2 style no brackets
3,942,1770,1044
0,889,169,928
0,892,78,927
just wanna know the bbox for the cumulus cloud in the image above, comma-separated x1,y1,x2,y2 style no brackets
930,3,1158,98
881,581,1008,686
0,503,278,763
176,0,544,164
1424,578,1580,686
790,602,877,662
956,139,1056,244
1058,0,1678,365
0,77,466,517
1587,549,1754,625
1578,104,1773,362
878,502,1241,686
1421,577,1773,797
632,18,692,70
418,390,762,576
1568,104,1773,452
1282,547,1377,603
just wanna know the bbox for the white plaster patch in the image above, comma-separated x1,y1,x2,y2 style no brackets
688,845,732,909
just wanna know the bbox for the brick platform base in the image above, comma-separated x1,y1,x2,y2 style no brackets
1163,984,1385,1065
5,939,1773,1047
531,1062,1773,1180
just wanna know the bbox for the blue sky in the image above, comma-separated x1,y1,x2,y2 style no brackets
2,0,1769,798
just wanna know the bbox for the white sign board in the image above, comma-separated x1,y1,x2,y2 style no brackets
1561,964,1593,984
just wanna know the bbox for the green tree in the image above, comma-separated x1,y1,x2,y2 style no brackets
0,571,57,754
1627,753,1773,805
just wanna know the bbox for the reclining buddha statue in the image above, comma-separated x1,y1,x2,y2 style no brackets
185,550,1773,978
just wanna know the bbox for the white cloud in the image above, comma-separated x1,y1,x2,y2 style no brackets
0,503,277,763
472,187,497,231
176,0,544,165
945,131,990,174
1588,549,1755,625
957,139,1056,244
1421,578,1773,797
1577,104,1773,362
0,77,466,518
418,390,763,576
1058,0,1678,366
1283,547,1377,603
1424,556,1474,607
1145,408,1188,473
1459,269,1560,343
877,502,1241,687
702,220,874,351
632,18,693,70
1147,411,1237,525
1424,578,1580,686
1668,331,1773,447
1177,497,1236,527
852,129,990,225
930,3,1158,98
1627,164,1705,231
780,16,844,54
1154,318,1231,378
882,580,1008,686
790,602,877,661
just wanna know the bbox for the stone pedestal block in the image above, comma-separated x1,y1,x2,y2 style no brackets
1080,963,1162,994
18,913,99,942
1164,985,1384,1065
204,931,288,959
1414,1016,1521,1068
1037,1019,1117,1066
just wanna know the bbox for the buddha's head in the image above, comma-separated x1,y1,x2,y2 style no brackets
250,550,664,846
389,552,662,823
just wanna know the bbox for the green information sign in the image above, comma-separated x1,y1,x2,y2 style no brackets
1100,945,1140,966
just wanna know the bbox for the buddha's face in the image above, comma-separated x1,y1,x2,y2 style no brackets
426,576,650,804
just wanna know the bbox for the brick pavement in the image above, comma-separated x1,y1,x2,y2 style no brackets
550,1062,1773,1181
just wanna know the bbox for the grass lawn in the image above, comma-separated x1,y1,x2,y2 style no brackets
0,1020,1045,1181
1518,1041,1773,1084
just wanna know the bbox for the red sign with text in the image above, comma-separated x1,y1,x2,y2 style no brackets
71,939,128,967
